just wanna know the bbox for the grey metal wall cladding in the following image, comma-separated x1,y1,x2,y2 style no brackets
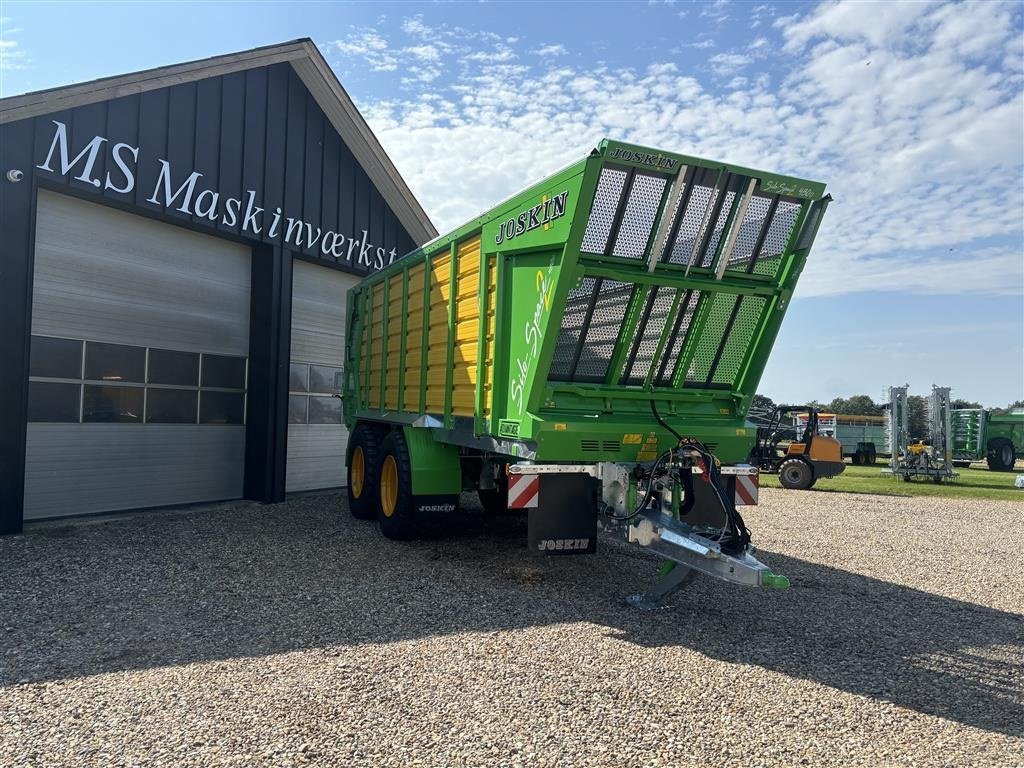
25,192,250,519
33,190,251,355
290,259,357,363
286,425,347,492
24,425,245,519
286,261,354,492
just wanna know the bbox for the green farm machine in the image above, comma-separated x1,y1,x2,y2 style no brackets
343,139,830,606
952,408,1024,470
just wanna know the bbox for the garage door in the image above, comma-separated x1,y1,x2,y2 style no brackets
287,260,358,492
24,190,251,519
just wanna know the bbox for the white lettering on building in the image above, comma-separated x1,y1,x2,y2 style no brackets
35,120,399,272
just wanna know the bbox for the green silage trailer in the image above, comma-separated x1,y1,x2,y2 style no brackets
343,139,830,605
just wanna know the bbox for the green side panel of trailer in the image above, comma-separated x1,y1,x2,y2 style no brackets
985,412,1024,455
344,138,830,465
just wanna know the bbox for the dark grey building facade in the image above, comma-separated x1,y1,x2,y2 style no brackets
0,39,436,533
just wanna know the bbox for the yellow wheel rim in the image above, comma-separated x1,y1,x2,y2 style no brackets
380,455,398,518
351,446,365,499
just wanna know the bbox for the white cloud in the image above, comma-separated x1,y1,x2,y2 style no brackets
0,16,27,72
331,30,397,72
331,3,1023,298
401,16,433,39
532,44,567,57
708,52,752,76
404,45,439,62
677,38,716,51
777,0,934,51
701,0,733,24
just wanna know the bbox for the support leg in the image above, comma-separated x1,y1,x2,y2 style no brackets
625,561,699,610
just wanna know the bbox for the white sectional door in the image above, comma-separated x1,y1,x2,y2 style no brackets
286,260,358,492
24,190,252,519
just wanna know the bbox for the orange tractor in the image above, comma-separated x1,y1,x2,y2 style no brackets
748,406,846,490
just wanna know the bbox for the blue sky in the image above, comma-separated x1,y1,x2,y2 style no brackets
2,1,1022,407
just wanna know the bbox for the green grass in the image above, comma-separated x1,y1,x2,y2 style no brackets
759,461,1024,502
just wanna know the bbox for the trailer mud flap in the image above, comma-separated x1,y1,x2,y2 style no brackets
528,473,597,555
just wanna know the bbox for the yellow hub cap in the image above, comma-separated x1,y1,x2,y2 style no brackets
380,455,398,518
351,446,365,499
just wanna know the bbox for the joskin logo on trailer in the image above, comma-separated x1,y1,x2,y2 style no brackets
494,191,569,245
607,147,678,171
33,120,398,272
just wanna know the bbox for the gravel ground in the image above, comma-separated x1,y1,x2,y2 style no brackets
1,488,1022,768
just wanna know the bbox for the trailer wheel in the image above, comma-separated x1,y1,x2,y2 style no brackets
852,451,863,466
987,439,1015,472
347,424,381,520
376,430,419,540
867,450,877,465
778,458,814,490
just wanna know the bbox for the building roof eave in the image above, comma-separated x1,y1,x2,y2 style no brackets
0,38,437,244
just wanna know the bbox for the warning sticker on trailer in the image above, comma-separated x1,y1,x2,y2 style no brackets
508,474,540,509
734,472,759,506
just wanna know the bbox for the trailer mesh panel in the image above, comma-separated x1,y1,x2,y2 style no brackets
665,170,719,265
611,173,667,259
621,286,678,384
722,193,773,272
574,279,635,382
684,292,735,385
548,277,598,381
581,169,628,254
752,199,802,276
710,296,766,386
547,161,813,392
698,189,737,267
655,289,702,386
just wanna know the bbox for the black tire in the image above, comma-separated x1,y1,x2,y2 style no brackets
851,452,861,466
932,474,944,484
867,451,877,465
987,439,1015,472
778,458,814,490
347,424,381,520
376,430,419,540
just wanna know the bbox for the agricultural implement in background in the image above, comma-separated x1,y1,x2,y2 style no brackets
343,139,830,606
883,385,957,483
952,408,1023,471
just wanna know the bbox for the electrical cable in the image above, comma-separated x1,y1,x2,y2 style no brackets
651,400,683,444
602,404,753,556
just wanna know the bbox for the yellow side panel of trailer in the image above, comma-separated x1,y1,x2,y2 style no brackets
425,254,451,413
403,263,426,412
452,236,481,417
385,273,404,410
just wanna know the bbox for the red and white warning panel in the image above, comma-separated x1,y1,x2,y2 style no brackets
508,473,540,509
733,471,759,506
